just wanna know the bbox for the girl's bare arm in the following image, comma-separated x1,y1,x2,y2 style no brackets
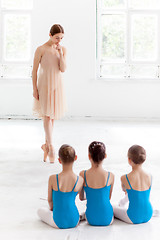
79,187,86,201
79,171,86,200
109,173,115,199
121,175,127,193
48,176,53,210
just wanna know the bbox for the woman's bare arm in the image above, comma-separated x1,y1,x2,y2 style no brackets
57,45,66,72
32,47,42,100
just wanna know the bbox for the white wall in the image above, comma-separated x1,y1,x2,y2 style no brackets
0,0,160,120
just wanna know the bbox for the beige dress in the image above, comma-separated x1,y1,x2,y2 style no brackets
33,48,66,120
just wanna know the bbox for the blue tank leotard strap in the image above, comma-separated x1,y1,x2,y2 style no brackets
125,174,153,224
56,174,79,192
84,171,110,186
53,174,79,228
56,174,60,191
72,176,79,191
83,170,113,226
106,172,110,186
126,174,152,189
126,174,132,189
84,170,88,187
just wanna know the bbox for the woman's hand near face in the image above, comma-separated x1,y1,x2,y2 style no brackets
56,44,63,55
57,46,66,72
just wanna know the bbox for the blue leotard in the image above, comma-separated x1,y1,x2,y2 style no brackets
126,174,153,224
52,174,79,229
84,170,113,226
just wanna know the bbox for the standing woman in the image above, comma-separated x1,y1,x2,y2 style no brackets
32,24,66,163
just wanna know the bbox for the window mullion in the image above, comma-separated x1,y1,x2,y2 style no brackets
157,11,160,63
0,0,2,66
126,3,131,78
97,0,102,78
157,11,160,78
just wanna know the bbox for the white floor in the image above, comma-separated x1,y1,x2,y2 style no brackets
0,119,160,240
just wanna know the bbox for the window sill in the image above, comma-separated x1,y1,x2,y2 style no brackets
94,77,160,83
0,77,32,84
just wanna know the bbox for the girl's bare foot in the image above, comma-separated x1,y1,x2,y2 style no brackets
48,145,55,163
41,144,49,162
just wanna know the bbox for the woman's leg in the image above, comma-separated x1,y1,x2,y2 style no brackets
51,119,54,133
113,206,133,224
43,117,55,163
41,137,49,162
37,208,58,228
43,116,53,145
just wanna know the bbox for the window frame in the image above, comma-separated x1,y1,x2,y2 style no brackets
0,0,33,79
96,0,160,81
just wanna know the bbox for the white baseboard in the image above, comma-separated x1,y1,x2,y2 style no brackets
0,114,160,122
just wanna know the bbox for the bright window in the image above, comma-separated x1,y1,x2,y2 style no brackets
0,0,33,79
97,0,160,80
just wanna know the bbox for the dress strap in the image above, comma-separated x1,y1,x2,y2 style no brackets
56,174,59,191
72,176,79,191
126,174,132,189
106,172,110,186
84,170,88,187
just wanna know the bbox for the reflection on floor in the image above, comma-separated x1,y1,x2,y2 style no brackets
0,119,160,240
